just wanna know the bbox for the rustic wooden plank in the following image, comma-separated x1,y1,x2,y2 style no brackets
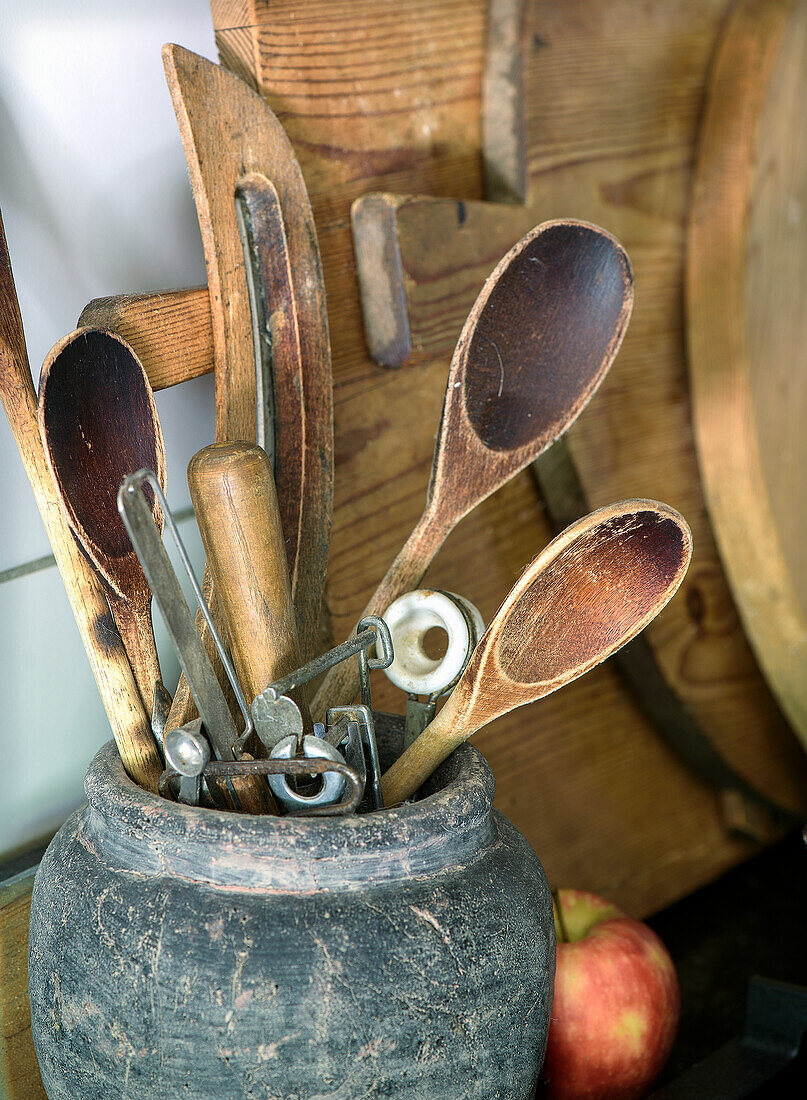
78,288,213,392
0,855,46,1100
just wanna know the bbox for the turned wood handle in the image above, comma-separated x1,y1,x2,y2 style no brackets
187,442,309,714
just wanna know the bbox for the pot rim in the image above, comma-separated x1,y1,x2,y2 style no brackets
80,724,497,892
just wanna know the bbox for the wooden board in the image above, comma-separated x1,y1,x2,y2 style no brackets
0,852,46,1099
687,0,807,746
205,0,807,918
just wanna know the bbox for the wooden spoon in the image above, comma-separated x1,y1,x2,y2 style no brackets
382,500,692,806
0,211,160,789
313,219,633,719
39,328,166,710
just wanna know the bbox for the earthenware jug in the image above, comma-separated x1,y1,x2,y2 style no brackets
29,715,555,1098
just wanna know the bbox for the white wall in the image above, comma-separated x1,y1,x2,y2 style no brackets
0,3,219,858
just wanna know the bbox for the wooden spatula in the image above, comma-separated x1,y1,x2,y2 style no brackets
313,219,633,719
382,500,692,805
0,213,161,790
162,44,333,736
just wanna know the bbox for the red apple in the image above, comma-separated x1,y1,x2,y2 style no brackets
541,889,680,1100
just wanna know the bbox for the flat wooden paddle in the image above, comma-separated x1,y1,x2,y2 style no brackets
0,214,161,790
39,329,166,711
163,43,333,733
313,219,633,720
382,500,692,805
187,443,311,724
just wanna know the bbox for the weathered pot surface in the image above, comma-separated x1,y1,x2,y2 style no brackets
29,714,555,1099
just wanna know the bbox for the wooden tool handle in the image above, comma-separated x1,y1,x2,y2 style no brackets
381,697,466,806
188,443,309,713
0,215,161,790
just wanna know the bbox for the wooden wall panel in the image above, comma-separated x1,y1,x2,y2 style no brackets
206,0,807,917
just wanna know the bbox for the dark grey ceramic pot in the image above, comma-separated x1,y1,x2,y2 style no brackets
29,715,555,1099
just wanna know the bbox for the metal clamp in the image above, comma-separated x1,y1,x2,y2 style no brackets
160,754,363,817
268,735,353,811
326,704,384,811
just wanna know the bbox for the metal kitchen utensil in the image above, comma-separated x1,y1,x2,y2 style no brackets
356,615,394,711
383,501,693,806
118,469,250,764
250,619,393,752
325,704,383,811
312,220,634,721
268,735,352,812
39,328,167,711
163,718,210,805
159,755,363,817
150,681,173,757
381,590,484,744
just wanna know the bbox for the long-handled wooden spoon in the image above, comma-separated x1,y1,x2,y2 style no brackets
382,500,692,806
39,328,166,711
313,219,633,720
0,213,161,790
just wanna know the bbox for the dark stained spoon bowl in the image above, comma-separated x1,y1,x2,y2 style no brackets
39,327,166,710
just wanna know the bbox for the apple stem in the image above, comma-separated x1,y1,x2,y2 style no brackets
552,887,570,943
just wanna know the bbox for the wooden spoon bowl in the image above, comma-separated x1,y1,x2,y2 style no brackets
39,328,166,708
382,500,692,805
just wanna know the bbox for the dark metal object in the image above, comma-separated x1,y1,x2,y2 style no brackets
649,977,807,1098
162,752,363,818
357,614,394,709
163,718,210,806
150,680,173,757
118,469,251,761
327,703,384,811
532,438,801,837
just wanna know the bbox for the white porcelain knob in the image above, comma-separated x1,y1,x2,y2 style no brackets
379,589,484,697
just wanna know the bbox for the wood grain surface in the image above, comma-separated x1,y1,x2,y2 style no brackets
39,329,166,712
687,0,807,746
206,0,807,916
162,46,333,734
0,860,46,1100
78,288,213,392
188,442,308,713
312,218,632,719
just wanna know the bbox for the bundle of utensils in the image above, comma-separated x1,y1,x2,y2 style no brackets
0,45,692,821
